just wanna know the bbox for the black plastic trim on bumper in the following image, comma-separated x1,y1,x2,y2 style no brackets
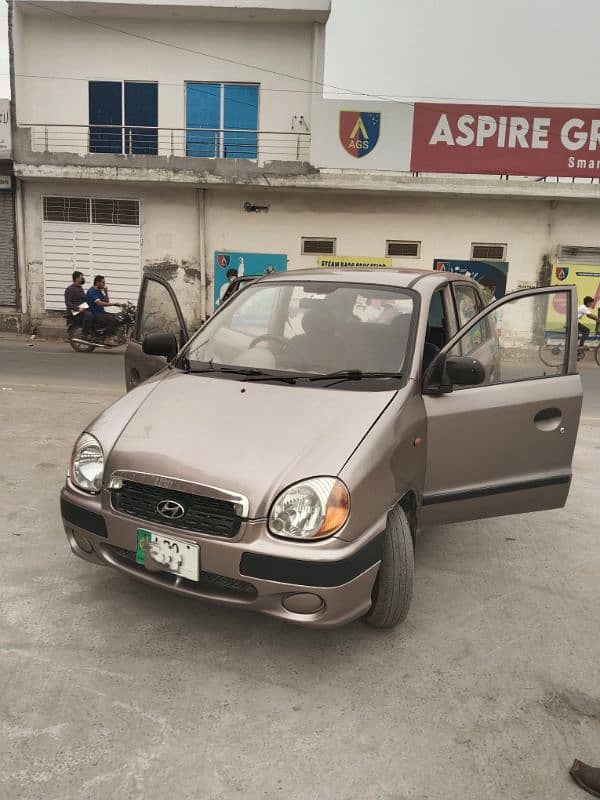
239,533,384,588
60,497,108,538
422,474,571,507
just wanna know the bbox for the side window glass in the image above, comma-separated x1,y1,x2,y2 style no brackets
138,280,183,340
454,284,491,354
447,289,572,387
426,290,449,349
454,285,480,328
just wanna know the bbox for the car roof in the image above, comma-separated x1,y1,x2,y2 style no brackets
255,267,479,290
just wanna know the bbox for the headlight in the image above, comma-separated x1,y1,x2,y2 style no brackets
71,433,104,493
268,478,350,540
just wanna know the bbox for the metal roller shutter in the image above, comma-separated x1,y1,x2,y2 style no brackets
42,196,141,311
0,192,16,306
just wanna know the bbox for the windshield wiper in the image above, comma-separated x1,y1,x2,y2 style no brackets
186,363,266,377
242,372,298,385
308,370,403,383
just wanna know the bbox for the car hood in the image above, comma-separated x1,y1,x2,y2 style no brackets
106,371,395,518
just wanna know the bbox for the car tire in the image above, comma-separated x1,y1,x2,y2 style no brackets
365,505,414,629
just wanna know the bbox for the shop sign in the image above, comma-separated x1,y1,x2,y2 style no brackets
433,259,509,301
214,251,287,306
412,103,600,178
318,256,392,268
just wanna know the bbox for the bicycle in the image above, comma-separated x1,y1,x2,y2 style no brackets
539,334,600,367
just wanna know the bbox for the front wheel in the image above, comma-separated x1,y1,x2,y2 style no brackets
365,505,414,629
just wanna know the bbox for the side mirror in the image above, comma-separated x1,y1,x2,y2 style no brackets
142,332,178,361
445,355,485,387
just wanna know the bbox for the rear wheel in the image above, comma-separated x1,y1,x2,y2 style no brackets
68,324,96,353
365,505,414,629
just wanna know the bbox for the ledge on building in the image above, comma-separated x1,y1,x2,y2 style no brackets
17,0,332,24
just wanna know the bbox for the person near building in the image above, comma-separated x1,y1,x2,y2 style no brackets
64,270,87,313
64,271,93,333
86,275,124,336
577,296,599,347
218,268,240,304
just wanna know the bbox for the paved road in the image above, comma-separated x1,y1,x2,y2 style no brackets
1,336,599,800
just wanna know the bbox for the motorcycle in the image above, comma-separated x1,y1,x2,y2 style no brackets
67,302,137,353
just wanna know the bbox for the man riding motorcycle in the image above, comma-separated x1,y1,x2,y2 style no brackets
64,271,93,330
86,275,125,338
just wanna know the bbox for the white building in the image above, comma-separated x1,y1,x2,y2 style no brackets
5,0,600,334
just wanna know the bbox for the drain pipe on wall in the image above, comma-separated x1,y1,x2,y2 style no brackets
15,177,28,321
197,188,208,323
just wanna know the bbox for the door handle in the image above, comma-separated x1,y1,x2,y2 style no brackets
534,407,562,432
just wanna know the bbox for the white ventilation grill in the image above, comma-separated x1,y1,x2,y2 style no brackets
302,237,336,255
557,245,600,265
43,196,139,226
471,243,507,261
386,240,420,258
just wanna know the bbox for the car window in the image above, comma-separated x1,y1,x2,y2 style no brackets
230,286,277,336
446,289,572,387
453,284,492,354
138,279,184,341
183,281,416,379
426,289,450,349
454,285,480,328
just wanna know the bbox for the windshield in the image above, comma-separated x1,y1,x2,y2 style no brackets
181,281,416,378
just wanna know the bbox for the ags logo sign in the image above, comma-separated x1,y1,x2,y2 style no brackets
339,111,381,158
555,267,569,281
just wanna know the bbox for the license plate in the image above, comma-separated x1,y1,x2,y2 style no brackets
136,529,199,581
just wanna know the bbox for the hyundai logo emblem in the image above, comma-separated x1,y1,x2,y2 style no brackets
156,500,186,520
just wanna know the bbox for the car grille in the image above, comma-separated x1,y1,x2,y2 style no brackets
107,545,256,597
111,480,242,538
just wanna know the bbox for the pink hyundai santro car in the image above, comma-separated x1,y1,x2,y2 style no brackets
61,269,582,628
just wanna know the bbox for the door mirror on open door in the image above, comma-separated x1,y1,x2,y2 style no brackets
142,333,178,361
424,354,486,394
446,356,486,386
424,285,579,396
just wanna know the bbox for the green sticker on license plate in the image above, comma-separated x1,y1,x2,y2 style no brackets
136,529,152,565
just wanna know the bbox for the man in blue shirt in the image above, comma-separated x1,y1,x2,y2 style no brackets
86,275,124,337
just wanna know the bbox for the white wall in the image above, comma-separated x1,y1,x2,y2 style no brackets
15,10,316,155
21,180,203,327
205,188,595,284
21,178,600,321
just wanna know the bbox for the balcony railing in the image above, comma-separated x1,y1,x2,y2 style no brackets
28,124,311,163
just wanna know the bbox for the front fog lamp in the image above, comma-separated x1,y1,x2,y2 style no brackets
268,478,350,540
71,433,104,494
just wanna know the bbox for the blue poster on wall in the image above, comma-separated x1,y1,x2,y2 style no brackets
214,251,288,306
433,259,509,302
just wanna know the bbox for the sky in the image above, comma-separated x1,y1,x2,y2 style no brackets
2,0,600,106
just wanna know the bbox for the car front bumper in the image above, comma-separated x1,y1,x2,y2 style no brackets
60,484,383,628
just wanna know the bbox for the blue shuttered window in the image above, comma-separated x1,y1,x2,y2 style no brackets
186,83,221,157
223,85,259,159
89,81,122,154
125,82,158,155
186,83,259,159
89,81,158,155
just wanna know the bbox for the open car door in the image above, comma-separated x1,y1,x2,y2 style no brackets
124,272,189,391
421,285,582,527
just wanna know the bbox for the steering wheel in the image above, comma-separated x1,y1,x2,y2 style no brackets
248,334,288,353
